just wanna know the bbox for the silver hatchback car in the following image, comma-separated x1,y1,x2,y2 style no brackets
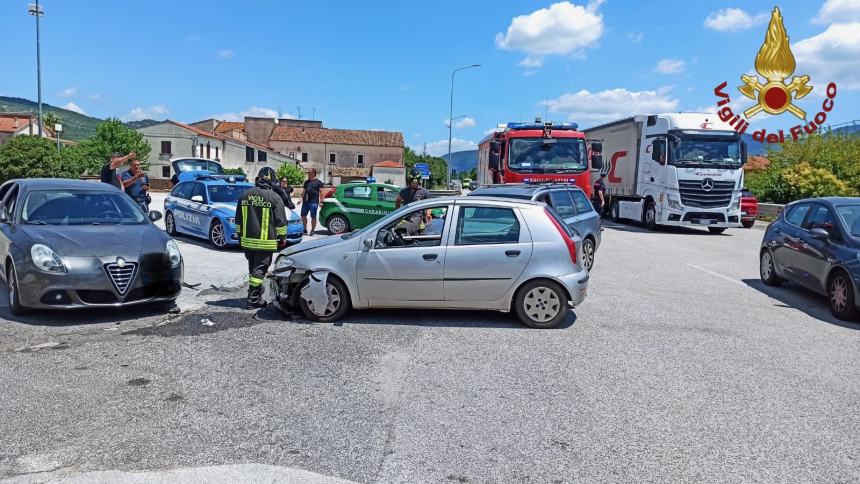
269,196,589,328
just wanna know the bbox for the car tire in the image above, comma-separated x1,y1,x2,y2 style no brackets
643,201,657,231
760,250,783,287
165,211,177,236
514,279,569,329
7,264,29,316
298,275,351,323
828,270,858,320
581,237,596,272
327,214,350,235
708,227,727,234
610,199,620,222
208,219,227,249
742,219,755,229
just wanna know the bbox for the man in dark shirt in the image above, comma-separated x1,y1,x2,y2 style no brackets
121,159,150,212
100,151,136,189
299,168,325,234
396,168,432,225
592,173,607,216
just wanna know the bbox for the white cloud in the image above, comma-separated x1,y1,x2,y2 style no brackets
793,22,860,90
57,88,76,98
814,0,860,24
420,138,478,157
545,87,679,125
212,106,291,121
217,49,234,59
123,105,169,121
495,1,604,67
62,102,86,115
443,117,476,129
703,8,767,32
627,31,644,45
655,58,685,74
87,93,101,101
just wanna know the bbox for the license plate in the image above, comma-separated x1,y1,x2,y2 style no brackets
694,219,714,225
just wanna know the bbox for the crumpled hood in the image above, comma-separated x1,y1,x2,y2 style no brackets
20,224,168,257
280,235,348,256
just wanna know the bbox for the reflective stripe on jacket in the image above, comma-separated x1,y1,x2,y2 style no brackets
235,186,288,252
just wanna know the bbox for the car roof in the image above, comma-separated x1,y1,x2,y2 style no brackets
339,182,399,189
10,178,118,191
469,183,584,197
407,195,544,209
789,197,860,207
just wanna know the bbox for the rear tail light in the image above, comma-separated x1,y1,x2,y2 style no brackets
545,207,577,265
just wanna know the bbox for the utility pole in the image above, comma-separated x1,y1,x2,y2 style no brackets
447,64,480,188
28,1,44,137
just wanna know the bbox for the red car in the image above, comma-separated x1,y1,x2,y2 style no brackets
741,189,758,228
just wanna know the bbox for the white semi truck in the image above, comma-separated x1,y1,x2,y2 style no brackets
584,113,747,234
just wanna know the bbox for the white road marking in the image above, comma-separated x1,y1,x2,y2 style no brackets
684,263,749,289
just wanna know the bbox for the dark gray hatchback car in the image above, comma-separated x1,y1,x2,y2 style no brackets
469,184,601,271
0,179,183,315
760,197,860,320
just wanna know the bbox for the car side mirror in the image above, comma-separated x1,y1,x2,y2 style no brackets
363,237,374,251
0,206,8,223
740,141,748,165
149,210,163,222
591,154,604,171
809,227,830,241
591,141,603,153
191,195,204,203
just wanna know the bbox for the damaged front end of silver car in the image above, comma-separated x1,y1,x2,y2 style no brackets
268,255,330,314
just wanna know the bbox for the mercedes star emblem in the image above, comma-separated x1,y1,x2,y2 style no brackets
701,178,715,191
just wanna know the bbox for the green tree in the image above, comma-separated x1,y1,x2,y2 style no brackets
404,146,447,189
223,167,246,176
277,163,306,186
43,112,60,133
0,135,82,182
63,118,152,176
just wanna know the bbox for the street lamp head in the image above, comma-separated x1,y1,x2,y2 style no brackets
28,4,44,16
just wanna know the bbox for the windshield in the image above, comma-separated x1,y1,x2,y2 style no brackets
22,190,147,225
174,159,224,174
508,137,586,173
670,136,742,168
207,184,251,203
836,205,860,237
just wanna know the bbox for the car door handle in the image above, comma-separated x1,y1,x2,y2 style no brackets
505,250,521,257
422,253,438,261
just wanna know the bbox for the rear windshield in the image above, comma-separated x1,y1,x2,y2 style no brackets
22,190,147,225
174,159,224,174
544,206,576,238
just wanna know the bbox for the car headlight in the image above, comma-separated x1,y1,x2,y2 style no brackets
31,244,66,273
730,199,740,212
667,197,683,211
274,256,294,273
166,240,182,267
227,217,236,224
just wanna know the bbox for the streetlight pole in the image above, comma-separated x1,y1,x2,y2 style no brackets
447,64,480,188
28,1,44,137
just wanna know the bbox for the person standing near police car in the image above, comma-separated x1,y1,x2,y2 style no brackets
122,158,150,213
235,167,288,308
300,168,324,235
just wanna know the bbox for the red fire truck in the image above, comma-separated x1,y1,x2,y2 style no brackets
477,119,604,197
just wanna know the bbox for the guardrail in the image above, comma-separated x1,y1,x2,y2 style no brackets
758,203,784,218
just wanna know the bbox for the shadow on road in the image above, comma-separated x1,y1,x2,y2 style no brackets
0,302,175,327
743,278,860,330
602,220,731,236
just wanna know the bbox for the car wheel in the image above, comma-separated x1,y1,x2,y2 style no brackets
760,250,783,287
742,220,755,229
581,237,596,272
327,214,350,235
829,270,858,320
643,201,657,231
514,280,569,329
298,276,351,323
209,219,227,249
165,211,177,236
708,227,727,234
7,264,29,316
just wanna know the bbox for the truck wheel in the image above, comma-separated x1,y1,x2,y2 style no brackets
829,270,858,320
760,250,783,287
514,280,569,329
610,200,620,222
327,214,350,235
742,220,755,229
708,227,726,234
298,276,351,323
643,202,657,231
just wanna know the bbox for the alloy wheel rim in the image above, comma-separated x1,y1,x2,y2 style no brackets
761,253,772,279
211,223,225,247
831,277,848,312
583,241,594,270
308,284,341,317
646,207,655,224
329,217,346,234
8,269,14,306
166,214,174,233
524,286,560,322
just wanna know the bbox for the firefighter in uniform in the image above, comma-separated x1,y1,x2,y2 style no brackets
235,167,288,308
394,167,432,235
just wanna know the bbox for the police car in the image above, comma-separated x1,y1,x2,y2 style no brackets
164,171,303,249
319,181,401,234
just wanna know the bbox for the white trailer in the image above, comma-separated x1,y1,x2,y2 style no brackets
585,113,747,233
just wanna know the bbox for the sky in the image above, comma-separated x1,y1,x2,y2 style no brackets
1,0,859,155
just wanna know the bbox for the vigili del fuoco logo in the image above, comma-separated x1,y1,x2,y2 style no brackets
712,6,837,144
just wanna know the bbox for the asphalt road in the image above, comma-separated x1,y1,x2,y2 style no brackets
0,212,858,483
